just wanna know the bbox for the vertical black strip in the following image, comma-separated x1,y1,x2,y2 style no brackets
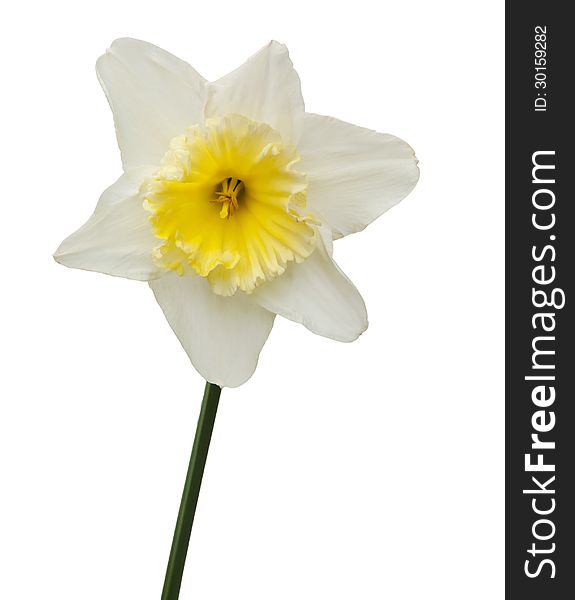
506,3,574,599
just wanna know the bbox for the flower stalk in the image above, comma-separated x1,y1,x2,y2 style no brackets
161,381,221,600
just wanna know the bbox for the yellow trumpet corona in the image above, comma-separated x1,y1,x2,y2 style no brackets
143,115,316,296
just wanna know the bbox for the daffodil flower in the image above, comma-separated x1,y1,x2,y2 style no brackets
54,38,419,388
53,39,419,599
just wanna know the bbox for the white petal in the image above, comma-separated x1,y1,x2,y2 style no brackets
299,113,419,239
53,170,160,281
204,41,304,145
253,237,367,342
97,38,206,170
150,274,275,387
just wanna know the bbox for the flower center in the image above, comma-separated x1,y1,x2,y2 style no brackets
142,114,317,296
212,177,244,219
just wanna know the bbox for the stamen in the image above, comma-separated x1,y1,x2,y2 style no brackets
211,177,244,219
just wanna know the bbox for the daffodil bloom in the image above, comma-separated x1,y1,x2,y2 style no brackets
54,39,419,387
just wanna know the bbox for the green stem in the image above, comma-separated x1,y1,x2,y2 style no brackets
161,381,221,600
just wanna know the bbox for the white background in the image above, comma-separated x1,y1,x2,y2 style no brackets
0,1,504,599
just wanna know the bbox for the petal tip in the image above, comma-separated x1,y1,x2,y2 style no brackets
268,39,289,53
338,315,369,343
52,249,63,265
52,239,71,266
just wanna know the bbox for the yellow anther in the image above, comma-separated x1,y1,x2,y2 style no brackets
211,177,243,219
